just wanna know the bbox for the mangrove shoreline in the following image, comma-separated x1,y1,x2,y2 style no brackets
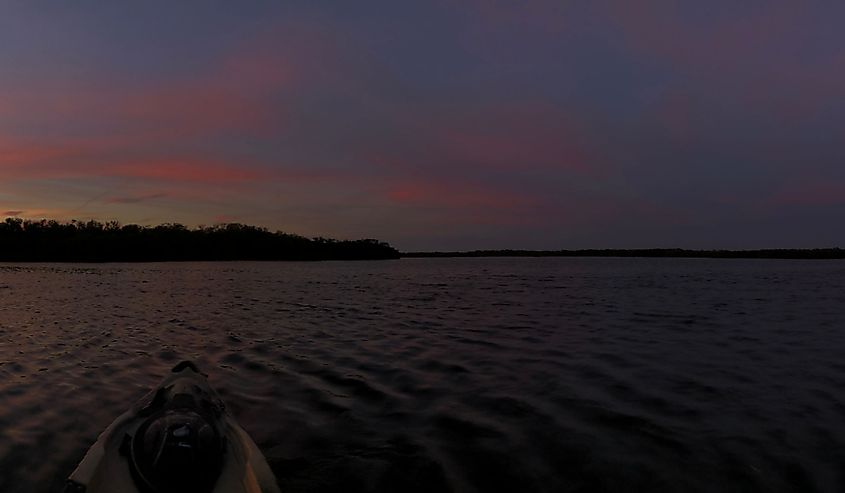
401,248,845,260
0,219,399,262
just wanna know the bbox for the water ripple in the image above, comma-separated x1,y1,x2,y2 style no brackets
0,258,844,492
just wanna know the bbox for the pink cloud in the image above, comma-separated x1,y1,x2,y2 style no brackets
0,139,90,167
386,190,539,228
370,103,604,176
0,20,337,146
0,18,352,211
115,86,279,139
769,182,845,207
104,192,168,204
0,137,261,183
380,174,689,233
384,177,542,215
212,214,241,224
111,37,305,141
440,128,591,174
110,158,265,183
1,208,87,221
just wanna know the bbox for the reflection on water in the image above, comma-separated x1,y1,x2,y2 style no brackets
1,258,845,492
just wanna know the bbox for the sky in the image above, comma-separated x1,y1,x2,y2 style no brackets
1,1,843,251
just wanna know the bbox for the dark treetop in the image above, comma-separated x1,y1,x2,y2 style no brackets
0,219,399,262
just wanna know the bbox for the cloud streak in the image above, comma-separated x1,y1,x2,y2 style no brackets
104,192,168,204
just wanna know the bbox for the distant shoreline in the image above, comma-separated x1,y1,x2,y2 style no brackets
2,219,842,262
401,248,845,260
0,219,400,262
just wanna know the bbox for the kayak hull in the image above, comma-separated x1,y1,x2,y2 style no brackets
65,362,280,493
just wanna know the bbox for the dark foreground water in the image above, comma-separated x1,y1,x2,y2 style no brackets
1,258,844,492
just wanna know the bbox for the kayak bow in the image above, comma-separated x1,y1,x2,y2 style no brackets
65,361,280,493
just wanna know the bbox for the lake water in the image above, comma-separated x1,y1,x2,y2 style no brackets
1,258,844,492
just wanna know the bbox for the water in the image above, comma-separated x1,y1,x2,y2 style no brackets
1,258,844,492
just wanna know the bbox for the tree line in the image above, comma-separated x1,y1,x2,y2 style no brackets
403,248,845,259
0,219,400,262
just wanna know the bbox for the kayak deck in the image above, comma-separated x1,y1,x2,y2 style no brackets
65,362,280,493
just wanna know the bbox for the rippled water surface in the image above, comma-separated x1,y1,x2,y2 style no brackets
1,258,845,492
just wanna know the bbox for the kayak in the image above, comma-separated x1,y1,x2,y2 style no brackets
64,361,281,493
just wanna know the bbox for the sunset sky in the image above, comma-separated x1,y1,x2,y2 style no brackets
1,2,843,250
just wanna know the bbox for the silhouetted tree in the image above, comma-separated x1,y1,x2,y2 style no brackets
0,220,400,262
